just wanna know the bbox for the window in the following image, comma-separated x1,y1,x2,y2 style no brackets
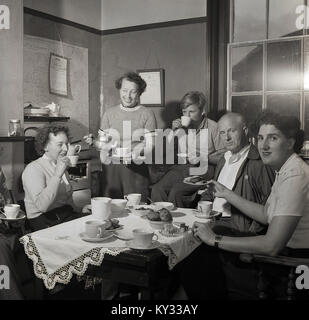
267,93,301,117
231,96,262,134
268,0,304,38
232,0,267,42
267,40,301,91
228,0,309,137
231,45,263,92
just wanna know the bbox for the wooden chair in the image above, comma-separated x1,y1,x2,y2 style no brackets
240,253,309,300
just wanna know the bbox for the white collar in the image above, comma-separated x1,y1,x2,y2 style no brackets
119,104,141,112
224,144,250,164
275,153,297,175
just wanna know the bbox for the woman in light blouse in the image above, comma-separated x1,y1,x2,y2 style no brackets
22,124,84,231
180,112,309,299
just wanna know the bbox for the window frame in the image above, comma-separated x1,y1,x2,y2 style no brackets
227,0,309,130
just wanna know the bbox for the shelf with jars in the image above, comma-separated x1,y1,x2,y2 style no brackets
24,116,70,122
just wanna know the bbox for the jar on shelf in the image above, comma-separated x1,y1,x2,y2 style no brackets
8,119,22,137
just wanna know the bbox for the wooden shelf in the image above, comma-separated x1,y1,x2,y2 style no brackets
24,116,70,122
0,136,32,142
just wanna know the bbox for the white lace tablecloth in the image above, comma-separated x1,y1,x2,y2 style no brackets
20,208,205,289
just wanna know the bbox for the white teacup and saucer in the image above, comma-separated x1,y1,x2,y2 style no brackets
0,204,26,221
194,201,222,219
79,220,113,242
126,228,160,251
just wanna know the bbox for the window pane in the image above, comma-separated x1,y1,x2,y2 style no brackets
267,94,300,118
233,0,267,42
305,95,309,139
231,45,263,92
267,40,301,91
269,0,304,38
231,95,263,135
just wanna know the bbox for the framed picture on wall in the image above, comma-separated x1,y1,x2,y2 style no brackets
49,53,69,97
137,68,165,107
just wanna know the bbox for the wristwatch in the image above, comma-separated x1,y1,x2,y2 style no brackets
214,235,223,248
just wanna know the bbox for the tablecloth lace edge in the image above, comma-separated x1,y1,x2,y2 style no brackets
19,235,127,290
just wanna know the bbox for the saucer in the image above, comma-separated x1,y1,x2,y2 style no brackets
126,240,161,251
111,153,132,160
0,209,26,221
194,210,222,219
79,232,114,243
113,229,134,241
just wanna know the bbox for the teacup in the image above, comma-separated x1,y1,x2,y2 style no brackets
111,199,127,214
115,147,130,157
84,220,105,238
132,228,158,248
91,197,112,221
197,201,213,217
68,155,79,167
181,116,191,128
124,193,141,206
67,144,82,156
3,204,20,219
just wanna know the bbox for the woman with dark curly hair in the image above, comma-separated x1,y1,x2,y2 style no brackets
85,71,157,202
22,124,84,231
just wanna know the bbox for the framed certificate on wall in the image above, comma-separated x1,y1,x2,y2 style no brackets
49,53,69,97
137,68,165,107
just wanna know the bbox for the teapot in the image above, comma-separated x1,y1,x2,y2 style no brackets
93,132,118,151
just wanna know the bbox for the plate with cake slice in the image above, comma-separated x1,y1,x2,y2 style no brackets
183,176,207,186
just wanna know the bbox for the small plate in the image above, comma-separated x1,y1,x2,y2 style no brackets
114,229,134,241
126,240,161,251
194,210,222,219
79,232,114,243
0,209,26,221
159,228,184,237
184,181,207,186
183,177,207,186
152,202,175,211
130,204,154,216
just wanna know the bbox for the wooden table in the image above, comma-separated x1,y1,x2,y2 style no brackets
33,248,172,300
21,209,202,299
86,249,172,299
